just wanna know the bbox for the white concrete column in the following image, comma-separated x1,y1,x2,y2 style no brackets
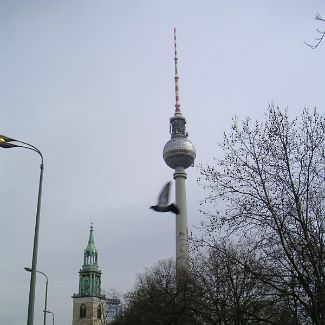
173,166,189,274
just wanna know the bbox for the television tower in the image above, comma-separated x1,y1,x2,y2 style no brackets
163,29,196,274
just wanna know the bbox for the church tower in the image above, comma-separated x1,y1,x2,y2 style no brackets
72,225,105,325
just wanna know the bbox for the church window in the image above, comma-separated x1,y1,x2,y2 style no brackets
97,305,101,319
80,304,86,318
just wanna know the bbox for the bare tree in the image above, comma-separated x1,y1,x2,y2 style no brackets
190,238,298,325
305,12,325,49
199,106,325,324
111,241,297,324
110,258,196,325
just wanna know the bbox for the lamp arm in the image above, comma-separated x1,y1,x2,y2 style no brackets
15,141,43,163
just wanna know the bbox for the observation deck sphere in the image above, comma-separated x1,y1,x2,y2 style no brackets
163,137,196,169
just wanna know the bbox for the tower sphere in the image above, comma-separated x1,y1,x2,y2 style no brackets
163,136,196,169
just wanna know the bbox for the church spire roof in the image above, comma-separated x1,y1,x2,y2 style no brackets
84,223,98,265
85,223,97,254
88,223,94,244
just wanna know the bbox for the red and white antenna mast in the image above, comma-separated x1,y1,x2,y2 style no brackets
174,28,181,114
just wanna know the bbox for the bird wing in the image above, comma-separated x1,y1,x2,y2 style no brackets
158,182,171,206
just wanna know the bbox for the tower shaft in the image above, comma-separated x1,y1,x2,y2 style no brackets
174,167,189,273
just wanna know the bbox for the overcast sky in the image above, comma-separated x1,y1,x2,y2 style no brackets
1,1,325,324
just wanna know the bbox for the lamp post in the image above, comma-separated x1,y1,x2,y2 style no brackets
24,267,48,325
45,310,54,325
0,134,44,325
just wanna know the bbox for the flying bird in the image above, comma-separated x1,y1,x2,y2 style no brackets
150,182,180,214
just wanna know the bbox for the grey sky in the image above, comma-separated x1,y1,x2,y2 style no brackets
1,1,325,324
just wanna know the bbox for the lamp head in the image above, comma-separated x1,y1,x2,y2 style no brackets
0,135,16,143
0,143,20,149
24,267,32,272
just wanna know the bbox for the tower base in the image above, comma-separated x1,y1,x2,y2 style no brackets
72,296,105,325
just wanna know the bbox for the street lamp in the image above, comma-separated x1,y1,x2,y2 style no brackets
45,310,54,325
0,134,44,325
25,267,48,325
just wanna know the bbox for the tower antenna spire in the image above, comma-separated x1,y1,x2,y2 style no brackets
174,28,181,114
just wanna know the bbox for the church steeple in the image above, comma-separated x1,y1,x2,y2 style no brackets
88,224,95,244
73,224,103,298
83,224,98,269
72,225,106,325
